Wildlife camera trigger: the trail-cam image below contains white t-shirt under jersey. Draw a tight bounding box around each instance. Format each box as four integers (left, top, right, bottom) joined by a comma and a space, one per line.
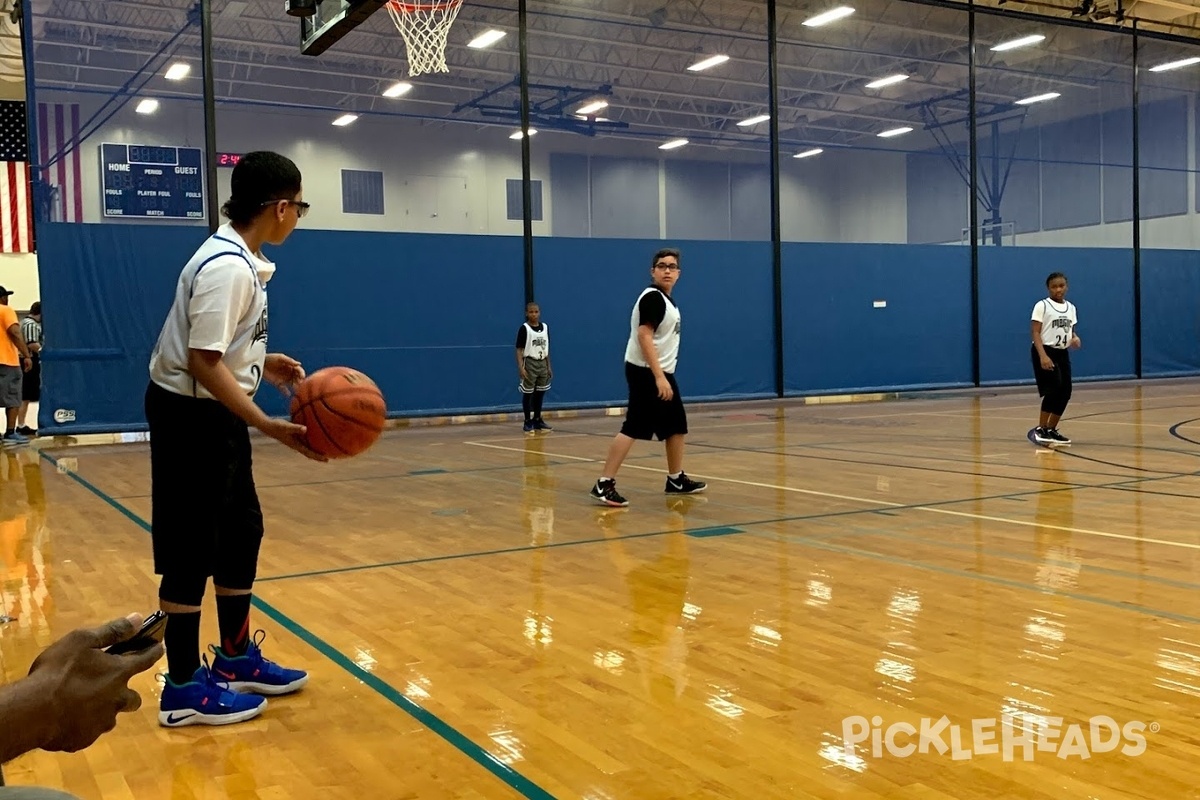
625, 286, 681, 374
1032, 297, 1077, 349
149, 224, 276, 399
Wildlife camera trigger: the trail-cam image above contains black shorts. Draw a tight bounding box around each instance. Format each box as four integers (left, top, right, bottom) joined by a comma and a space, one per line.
145, 380, 264, 580
21, 355, 39, 402
620, 362, 688, 441
1031, 344, 1071, 396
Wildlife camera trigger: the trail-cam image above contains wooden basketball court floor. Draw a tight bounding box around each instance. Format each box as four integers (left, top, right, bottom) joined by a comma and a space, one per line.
3, 381, 1200, 799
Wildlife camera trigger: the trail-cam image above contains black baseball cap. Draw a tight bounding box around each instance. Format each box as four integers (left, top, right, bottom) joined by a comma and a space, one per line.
0, 286, 12, 297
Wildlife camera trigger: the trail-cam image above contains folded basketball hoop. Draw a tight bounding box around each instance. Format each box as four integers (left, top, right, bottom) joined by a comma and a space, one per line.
385, 0, 464, 77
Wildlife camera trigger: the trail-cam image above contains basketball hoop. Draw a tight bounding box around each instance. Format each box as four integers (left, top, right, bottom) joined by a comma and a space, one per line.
385, 0, 464, 77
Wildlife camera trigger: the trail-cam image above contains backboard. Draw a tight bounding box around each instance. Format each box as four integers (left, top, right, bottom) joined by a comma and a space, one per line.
300, 0, 389, 56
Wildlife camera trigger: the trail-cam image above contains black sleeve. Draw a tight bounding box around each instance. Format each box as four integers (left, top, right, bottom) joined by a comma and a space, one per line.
515, 325, 527, 348
637, 291, 667, 331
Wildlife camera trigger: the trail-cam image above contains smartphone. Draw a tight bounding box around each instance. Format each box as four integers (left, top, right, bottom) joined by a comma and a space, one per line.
105, 610, 167, 656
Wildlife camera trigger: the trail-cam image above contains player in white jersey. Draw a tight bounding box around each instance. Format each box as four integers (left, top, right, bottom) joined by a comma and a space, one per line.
515, 301, 552, 433
1030, 271, 1081, 446
145, 152, 324, 728
590, 248, 706, 507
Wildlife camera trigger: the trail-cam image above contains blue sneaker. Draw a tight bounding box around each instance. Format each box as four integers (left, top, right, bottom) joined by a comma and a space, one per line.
209, 630, 308, 695
158, 660, 266, 727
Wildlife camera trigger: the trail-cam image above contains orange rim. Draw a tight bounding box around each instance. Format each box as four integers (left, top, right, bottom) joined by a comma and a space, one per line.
388, 0, 462, 11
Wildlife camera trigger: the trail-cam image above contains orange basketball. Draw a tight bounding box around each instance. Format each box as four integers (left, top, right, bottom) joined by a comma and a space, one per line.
289, 367, 387, 458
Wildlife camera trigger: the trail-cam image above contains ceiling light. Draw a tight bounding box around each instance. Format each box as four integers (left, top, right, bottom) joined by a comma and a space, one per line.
1015, 92, 1060, 105
509, 129, 537, 139
659, 138, 689, 150
383, 81, 413, 98
575, 115, 611, 122
1148, 56, 1200, 73
865, 74, 908, 89
576, 100, 608, 116
877, 126, 913, 138
164, 63, 190, 81
737, 114, 771, 127
991, 34, 1046, 52
135, 99, 159, 114
332, 113, 358, 126
467, 29, 506, 49
803, 6, 855, 26
794, 148, 824, 158
687, 54, 730, 72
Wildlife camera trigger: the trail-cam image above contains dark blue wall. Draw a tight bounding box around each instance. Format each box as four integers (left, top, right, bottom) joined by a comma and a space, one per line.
37, 223, 208, 433
1141, 248, 1200, 377
978, 247, 1136, 384
782, 244, 973, 393
37, 224, 523, 433
533, 238, 775, 407
266, 229, 525, 418
32, 223, 1188, 435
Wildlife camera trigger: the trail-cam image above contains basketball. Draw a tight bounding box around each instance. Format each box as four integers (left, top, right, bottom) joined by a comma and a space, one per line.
289, 367, 387, 458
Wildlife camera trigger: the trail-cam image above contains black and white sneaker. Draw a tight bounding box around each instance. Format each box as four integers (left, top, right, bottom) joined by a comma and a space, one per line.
1032, 427, 1055, 445
590, 479, 628, 507
1047, 429, 1071, 445
665, 473, 707, 495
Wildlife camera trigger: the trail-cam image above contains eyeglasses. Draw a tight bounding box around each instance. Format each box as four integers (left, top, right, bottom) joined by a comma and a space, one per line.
261, 199, 311, 218
654, 263, 681, 271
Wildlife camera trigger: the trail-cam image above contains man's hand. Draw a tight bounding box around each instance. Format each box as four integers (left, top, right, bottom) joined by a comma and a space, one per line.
29, 614, 164, 753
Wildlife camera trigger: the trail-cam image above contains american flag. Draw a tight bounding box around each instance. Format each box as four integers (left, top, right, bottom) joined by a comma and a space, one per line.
37, 101, 82, 225
0, 99, 32, 253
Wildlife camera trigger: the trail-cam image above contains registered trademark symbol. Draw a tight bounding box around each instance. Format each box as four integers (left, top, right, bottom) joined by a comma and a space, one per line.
1150, 722, 1161, 734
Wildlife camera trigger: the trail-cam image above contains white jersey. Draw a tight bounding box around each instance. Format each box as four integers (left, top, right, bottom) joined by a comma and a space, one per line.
1032, 298, 1077, 349
523, 322, 549, 360
624, 286, 681, 374
149, 224, 276, 399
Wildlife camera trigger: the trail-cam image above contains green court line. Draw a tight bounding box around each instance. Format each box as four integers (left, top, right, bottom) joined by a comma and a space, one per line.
685, 526, 744, 539
37, 451, 558, 800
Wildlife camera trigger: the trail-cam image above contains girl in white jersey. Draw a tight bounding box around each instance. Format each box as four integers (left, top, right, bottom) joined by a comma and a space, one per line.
1030, 271, 1081, 446
146, 152, 324, 729
590, 248, 706, 507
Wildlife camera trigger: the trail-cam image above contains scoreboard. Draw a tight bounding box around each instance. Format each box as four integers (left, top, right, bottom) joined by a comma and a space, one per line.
101, 143, 205, 219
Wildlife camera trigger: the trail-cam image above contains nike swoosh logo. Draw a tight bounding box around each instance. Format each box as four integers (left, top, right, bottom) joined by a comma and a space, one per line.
669, 481, 683, 488
165, 712, 195, 724
215, 669, 237, 680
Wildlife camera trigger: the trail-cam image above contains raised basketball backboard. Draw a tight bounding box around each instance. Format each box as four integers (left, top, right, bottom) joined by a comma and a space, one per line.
300, 0, 389, 56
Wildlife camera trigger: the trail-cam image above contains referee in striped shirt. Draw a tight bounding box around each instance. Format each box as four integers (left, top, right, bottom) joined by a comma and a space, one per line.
17, 301, 40, 436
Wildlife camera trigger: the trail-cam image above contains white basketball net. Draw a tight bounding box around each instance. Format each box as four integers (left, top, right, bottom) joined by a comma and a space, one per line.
385, 0, 464, 77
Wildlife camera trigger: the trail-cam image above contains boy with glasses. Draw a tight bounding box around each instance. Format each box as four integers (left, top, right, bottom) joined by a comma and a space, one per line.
146, 151, 323, 728
590, 248, 706, 507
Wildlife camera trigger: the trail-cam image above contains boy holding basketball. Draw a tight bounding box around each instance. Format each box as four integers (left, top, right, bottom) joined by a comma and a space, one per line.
515, 302, 552, 433
146, 151, 324, 727
590, 248, 706, 507
1030, 271, 1080, 446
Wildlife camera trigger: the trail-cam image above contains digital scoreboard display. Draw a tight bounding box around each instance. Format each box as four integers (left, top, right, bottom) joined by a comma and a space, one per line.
101, 143, 205, 219
216, 152, 244, 168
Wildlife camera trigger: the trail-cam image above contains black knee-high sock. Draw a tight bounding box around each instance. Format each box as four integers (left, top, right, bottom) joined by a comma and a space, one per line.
532, 390, 546, 420
164, 611, 202, 684
522, 393, 533, 422
216, 593, 253, 656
